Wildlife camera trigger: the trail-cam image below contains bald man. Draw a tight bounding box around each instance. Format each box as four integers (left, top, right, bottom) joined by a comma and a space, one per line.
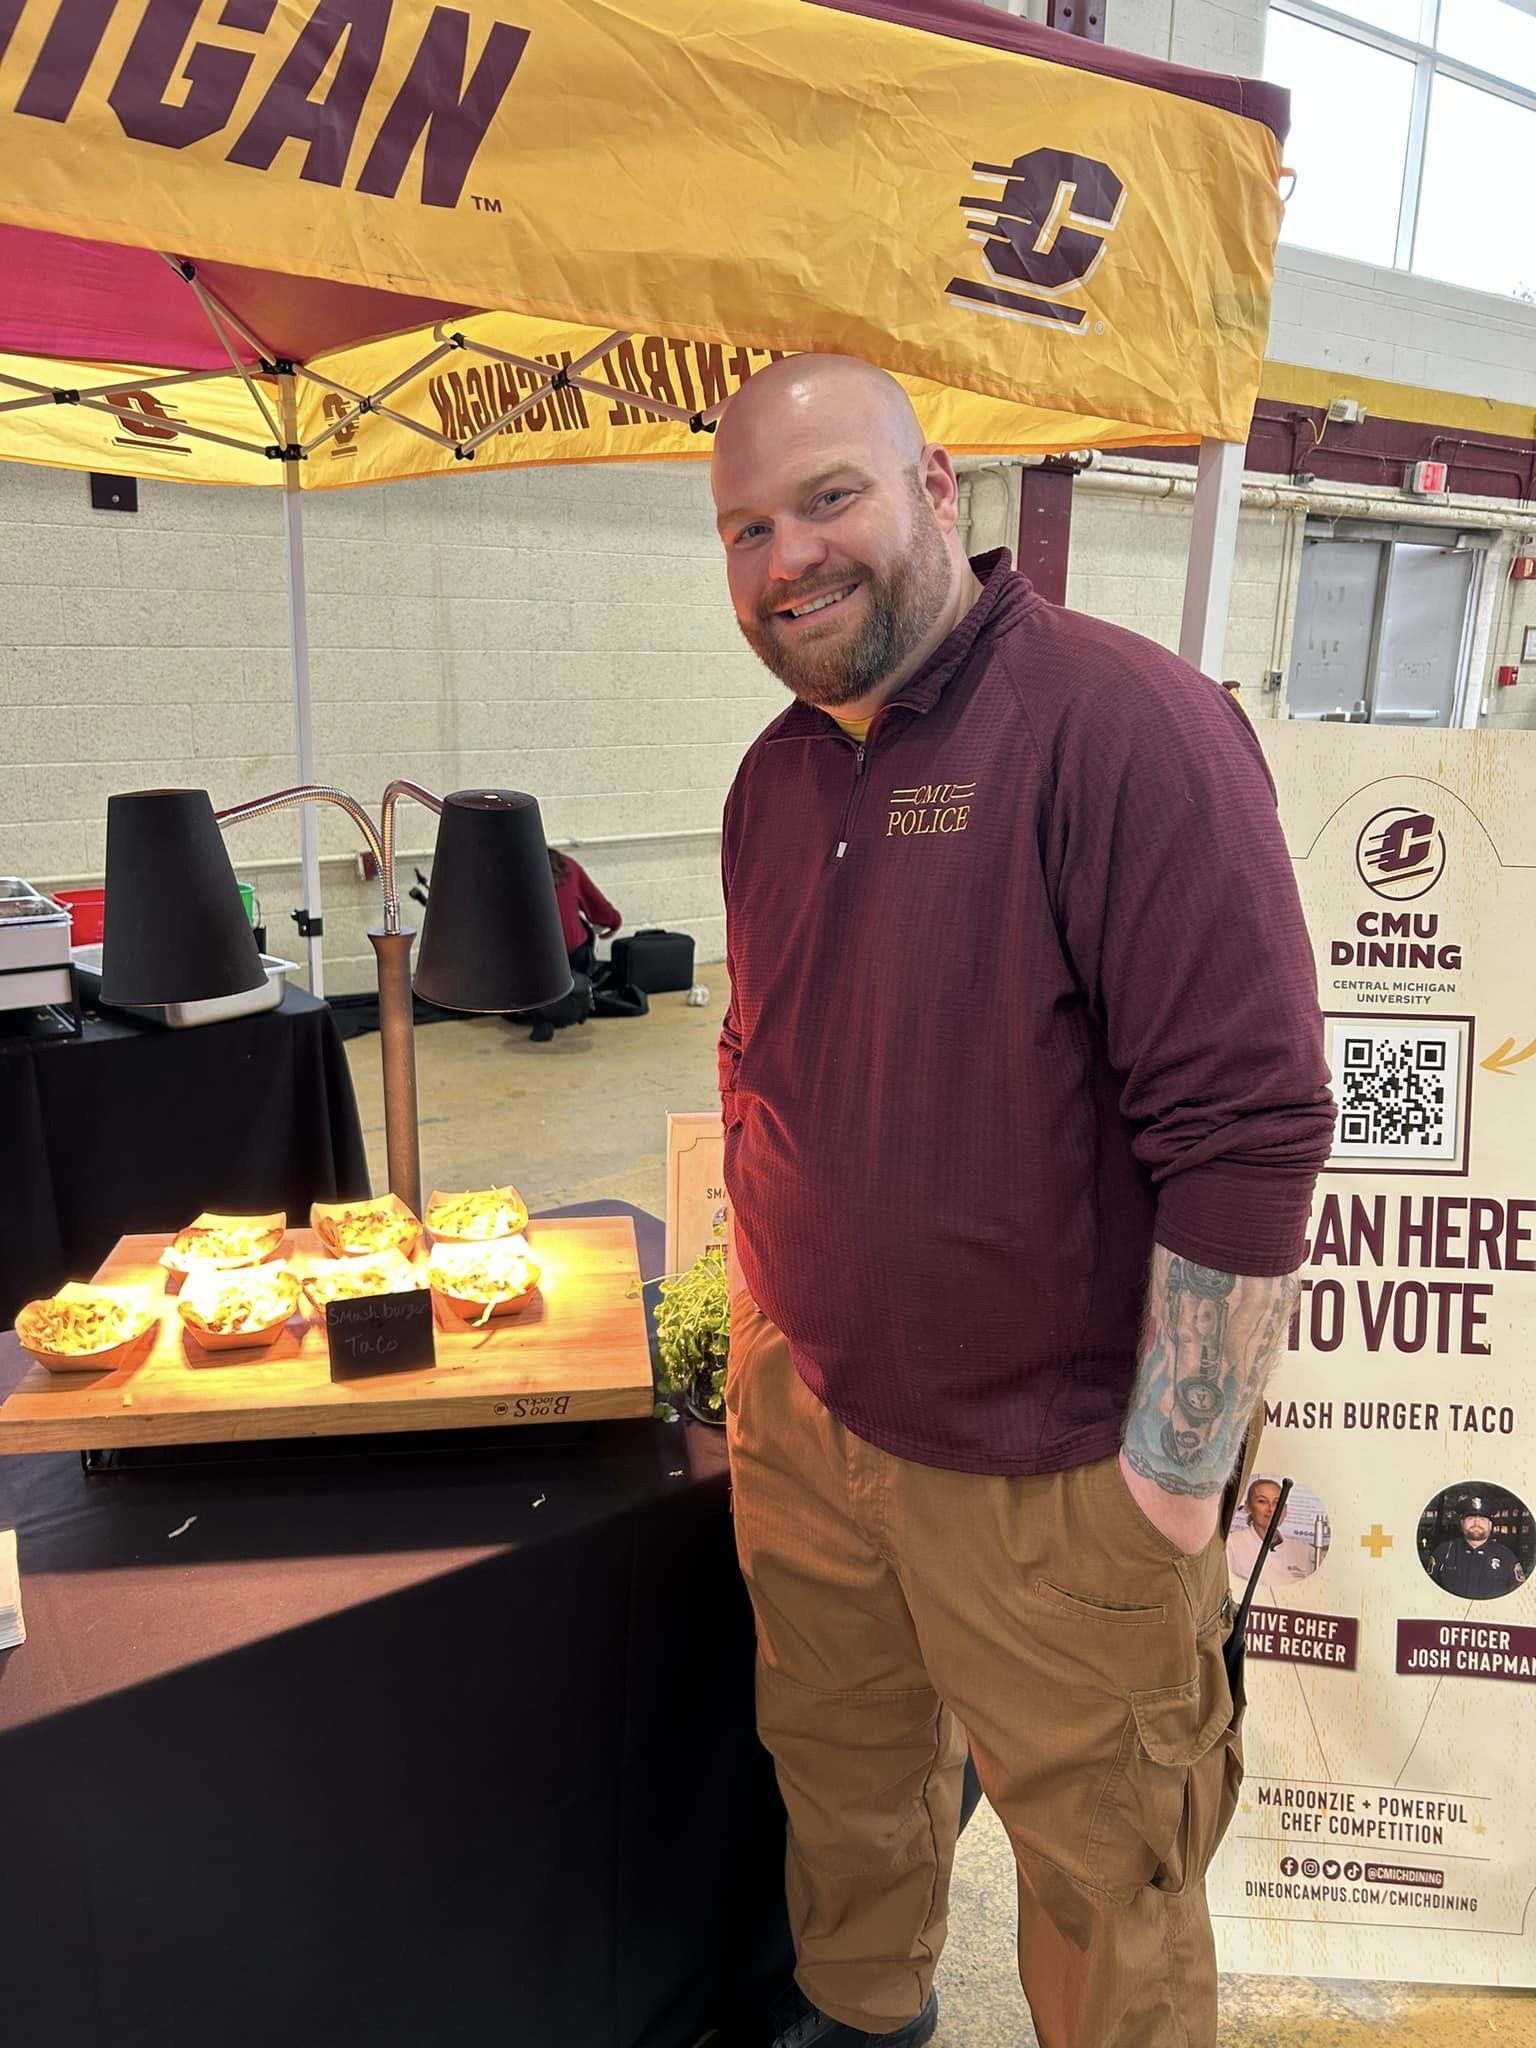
711, 357, 1333, 2048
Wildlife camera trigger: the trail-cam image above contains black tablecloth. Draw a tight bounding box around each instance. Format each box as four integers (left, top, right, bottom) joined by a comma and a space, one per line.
0, 1202, 792, 2048
0, 988, 370, 1327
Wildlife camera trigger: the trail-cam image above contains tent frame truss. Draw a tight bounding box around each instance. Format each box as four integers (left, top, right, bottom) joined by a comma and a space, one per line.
0, 257, 726, 464
0, 254, 1247, 987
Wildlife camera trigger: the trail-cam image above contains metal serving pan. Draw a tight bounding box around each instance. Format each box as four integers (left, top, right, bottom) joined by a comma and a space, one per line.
71, 946, 298, 1029
0, 877, 68, 919
0, 879, 72, 975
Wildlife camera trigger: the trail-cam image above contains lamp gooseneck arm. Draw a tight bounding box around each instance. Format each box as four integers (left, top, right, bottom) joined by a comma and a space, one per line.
206, 780, 445, 1216
379, 781, 444, 933
214, 783, 446, 934
215, 786, 386, 876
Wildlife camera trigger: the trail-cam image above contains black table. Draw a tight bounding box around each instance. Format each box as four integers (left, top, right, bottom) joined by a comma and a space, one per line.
0, 987, 370, 1327
0, 1203, 792, 2048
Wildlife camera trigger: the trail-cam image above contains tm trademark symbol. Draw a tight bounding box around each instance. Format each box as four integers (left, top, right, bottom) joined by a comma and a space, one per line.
472, 194, 503, 214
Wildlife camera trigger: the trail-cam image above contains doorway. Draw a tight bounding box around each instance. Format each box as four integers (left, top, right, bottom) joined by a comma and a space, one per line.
1286, 523, 1483, 727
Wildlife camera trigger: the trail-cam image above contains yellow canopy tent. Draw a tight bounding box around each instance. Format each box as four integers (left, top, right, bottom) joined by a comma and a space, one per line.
0, 0, 1288, 982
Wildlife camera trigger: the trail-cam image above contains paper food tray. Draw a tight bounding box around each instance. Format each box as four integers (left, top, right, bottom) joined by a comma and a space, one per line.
15, 1280, 160, 1375
177, 1266, 305, 1353
423, 1184, 530, 1244
310, 1193, 422, 1260
161, 1212, 286, 1276
426, 1240, 542, 1321
301, 1249, 427, 1321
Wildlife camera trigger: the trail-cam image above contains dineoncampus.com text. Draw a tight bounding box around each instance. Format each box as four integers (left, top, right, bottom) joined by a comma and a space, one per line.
1246, 1883, 1478, 1911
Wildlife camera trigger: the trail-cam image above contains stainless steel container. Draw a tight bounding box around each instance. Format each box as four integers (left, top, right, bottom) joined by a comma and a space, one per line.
72, 945, 298, 1029
0, 878, 73, 1010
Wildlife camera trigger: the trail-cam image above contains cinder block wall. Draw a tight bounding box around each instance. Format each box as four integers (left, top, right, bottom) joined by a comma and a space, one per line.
1063, 492, 1292, 698
0, 459, 779, 991
1484, 577, 1536, 733
965, 467, 1534, 730
6, 449, 1533, 1001
963, 467, 1296, 711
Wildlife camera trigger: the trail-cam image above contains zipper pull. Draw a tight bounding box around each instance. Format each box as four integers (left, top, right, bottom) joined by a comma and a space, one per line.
835, 744, 865, 861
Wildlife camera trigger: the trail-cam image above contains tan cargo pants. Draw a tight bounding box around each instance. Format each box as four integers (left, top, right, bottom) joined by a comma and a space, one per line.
725, 1296, 1245, 2048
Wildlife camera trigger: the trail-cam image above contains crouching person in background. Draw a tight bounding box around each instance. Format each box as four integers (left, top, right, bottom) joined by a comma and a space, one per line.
526, 849, 622, 1044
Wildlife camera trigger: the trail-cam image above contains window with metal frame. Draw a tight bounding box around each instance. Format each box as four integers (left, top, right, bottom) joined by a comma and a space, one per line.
1264, 0, 1536, 302
1286, 519, 1487, 726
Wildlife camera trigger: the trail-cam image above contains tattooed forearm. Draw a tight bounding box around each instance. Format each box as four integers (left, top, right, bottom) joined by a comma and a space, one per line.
1121, 1245, 1300, 1500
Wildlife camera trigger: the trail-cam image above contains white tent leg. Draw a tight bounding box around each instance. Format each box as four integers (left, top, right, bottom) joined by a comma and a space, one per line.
279, 377, 324, 995
1178, 438, 1245, 678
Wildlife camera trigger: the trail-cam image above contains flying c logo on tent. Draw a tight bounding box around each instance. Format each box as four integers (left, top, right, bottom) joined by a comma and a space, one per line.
105, 388, 189, 453
948, 148, 1124, 331
8, 0, 531, 209
322, 391, 360, 458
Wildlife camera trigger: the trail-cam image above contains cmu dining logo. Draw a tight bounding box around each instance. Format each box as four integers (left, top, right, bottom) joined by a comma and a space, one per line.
948, 148, 1124, 331
6, 0, 529, 209
1355, 808, 1447, 902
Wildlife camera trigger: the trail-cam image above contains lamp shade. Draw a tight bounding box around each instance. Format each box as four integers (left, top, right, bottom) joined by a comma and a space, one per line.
413, 790, 572, 1013
100, 789, 267, 1005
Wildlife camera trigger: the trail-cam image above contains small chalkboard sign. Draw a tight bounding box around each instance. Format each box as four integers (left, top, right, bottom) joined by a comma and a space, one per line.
326, 1288, 436, 1381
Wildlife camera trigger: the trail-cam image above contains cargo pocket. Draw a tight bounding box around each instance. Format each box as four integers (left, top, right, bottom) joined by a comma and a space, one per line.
1128, 1634, 1245, 1898
1033, 1579, 1167, 1626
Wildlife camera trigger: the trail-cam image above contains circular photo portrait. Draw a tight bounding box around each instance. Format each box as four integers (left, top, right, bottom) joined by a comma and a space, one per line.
1418, 1482, 1533, 1603
1227, 1475, 1331, 1591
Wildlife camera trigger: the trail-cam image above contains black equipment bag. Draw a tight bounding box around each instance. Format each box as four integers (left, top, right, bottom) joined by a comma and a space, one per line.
592, 978, 649, 1019
530, 971, 594, 1030
608, 929, 694, 995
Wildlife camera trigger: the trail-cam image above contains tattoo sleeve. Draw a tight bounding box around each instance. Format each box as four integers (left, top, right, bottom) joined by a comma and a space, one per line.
1121, 1245, 1301, 1500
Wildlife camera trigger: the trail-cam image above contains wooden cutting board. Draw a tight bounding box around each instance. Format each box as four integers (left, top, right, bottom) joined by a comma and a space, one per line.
0, 1218, 654, 1453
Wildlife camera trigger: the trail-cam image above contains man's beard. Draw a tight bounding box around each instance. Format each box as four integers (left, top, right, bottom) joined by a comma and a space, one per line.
739, 488, 952, 710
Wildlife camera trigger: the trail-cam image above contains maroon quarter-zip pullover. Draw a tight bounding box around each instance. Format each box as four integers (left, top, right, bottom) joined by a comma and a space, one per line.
719, 552, 1334, 1477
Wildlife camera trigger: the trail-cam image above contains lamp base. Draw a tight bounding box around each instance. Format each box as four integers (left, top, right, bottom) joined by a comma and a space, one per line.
369, 925, 423, 1217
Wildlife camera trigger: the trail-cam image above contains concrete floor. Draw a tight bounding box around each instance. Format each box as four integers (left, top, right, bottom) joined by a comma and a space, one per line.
346, 1001, 1536, 2047
346, 998, 723, 1222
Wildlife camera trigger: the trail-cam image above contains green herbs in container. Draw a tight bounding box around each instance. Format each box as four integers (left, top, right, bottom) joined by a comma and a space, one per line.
653, 1243, 730, 1425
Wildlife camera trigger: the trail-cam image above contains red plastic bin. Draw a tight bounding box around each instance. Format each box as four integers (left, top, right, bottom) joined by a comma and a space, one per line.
51, 888, 106, 945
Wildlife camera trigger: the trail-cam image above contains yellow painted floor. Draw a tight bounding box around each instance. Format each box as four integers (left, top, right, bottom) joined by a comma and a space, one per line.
346, 1001, 1536, 2046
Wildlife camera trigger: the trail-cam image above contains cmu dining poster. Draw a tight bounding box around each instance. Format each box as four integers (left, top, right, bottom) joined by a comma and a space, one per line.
1209, 727, 1536, 1986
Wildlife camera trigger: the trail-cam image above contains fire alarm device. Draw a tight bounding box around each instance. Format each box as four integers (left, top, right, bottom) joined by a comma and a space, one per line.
1511, 554, 1536, 582
1406, 460, 1449, 497
1497, 665, 1519, 688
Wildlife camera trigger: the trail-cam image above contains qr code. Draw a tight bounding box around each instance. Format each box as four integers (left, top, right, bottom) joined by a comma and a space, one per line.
1327, 1020, 1465, 1165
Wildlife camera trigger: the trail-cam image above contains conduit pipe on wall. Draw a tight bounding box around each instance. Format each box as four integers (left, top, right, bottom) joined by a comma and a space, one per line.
37, 825, 724, 888
1077, 460, 1535, 533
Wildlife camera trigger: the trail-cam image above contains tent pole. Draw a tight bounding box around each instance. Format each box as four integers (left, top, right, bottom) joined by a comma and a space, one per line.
279, 374, 325, 995
1178, 437, 1245, 679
